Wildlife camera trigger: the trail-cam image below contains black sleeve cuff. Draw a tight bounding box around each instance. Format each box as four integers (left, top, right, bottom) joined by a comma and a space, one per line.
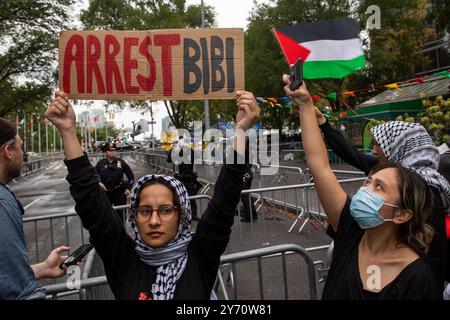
319, 119, 333, 132
64, 153, 96, 182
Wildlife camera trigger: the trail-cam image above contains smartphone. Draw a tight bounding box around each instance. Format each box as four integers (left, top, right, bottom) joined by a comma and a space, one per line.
289, 58, 303, 91
60, 244, 94, 268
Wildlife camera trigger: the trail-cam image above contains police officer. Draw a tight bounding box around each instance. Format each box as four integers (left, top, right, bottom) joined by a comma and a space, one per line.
167, 137, 201, 220
95, 142, 134, 222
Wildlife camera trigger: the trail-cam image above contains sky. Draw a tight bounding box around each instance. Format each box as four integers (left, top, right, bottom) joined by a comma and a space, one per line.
73, 0, 269, 140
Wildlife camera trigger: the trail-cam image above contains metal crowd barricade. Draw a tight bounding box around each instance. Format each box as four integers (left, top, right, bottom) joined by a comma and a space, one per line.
217, 244, 317, 300
20, 155, 65, 177
23, 212, 88, 265
131, 152, 174, 174
230, 175, 366, 254
23, 203, 133, 265
44, 243, 320, 300
280, 148, 372, 164
256, 164, 308, 188
33, 152, 362, 299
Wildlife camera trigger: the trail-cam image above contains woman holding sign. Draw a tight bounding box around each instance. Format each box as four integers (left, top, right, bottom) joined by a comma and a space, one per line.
283, 76, 440, 300
45, 90, 259, 300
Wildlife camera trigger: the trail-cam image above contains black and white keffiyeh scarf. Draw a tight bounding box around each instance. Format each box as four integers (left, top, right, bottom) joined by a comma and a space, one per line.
130, 174, 192, 300
371, 121, 450, 208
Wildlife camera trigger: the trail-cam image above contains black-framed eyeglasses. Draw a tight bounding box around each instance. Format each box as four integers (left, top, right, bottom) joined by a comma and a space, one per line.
135, 205, 178, 221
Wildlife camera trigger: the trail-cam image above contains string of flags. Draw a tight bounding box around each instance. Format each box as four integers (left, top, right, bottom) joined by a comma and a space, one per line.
256, 69, 450, 110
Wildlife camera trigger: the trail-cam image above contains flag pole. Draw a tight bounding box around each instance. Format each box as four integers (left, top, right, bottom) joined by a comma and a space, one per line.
30, 114, 34, 154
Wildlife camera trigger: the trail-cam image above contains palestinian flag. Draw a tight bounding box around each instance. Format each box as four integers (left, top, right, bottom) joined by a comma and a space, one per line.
273, 18, 365, 79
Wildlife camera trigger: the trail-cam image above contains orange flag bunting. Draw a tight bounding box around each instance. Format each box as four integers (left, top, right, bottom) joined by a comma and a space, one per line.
343, 91, 356, 98
266, 98, 277, 108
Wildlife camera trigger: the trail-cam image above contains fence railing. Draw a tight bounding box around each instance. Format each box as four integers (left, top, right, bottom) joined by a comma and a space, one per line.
280, 148, 372, 164
24, 151, 366, 299
21, 155, 64, 177
44, 243, 322, 300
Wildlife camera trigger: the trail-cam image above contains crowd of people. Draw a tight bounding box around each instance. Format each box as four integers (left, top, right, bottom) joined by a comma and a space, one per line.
1, 74, 450, 300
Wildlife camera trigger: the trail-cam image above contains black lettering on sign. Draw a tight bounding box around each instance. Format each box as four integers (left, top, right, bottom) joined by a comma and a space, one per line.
210, 36, 225, 92
183, 38, 201, 94
200, 38, 210, 94
226, 37, 235, 93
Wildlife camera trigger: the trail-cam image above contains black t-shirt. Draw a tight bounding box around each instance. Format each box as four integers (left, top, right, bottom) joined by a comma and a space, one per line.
322, 197, 441, 300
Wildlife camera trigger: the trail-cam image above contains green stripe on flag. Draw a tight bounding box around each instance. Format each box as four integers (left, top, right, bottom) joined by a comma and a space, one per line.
303, 55, 365, 79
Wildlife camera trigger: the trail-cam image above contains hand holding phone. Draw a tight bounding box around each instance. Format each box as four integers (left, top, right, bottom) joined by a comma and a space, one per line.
289, 58, 303, 91
60, 244, 94, 269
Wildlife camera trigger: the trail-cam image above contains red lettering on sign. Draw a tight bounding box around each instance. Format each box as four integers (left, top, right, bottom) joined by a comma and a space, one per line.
87, 35, 105, 94
124, 37, 140, 94
63, 35, 85, 93
154, 34, 181, 96
137, 36, 157, 92
105, 35, 125, 94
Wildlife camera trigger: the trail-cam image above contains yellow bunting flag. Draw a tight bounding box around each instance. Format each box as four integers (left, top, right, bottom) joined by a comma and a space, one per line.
385, 83, 400, 90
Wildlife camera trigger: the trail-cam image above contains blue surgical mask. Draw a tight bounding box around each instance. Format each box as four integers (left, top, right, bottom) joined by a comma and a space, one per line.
350, 187, 399, 229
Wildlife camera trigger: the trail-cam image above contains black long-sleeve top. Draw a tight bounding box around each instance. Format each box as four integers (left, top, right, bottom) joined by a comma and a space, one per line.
319, 120, 448, 287
65, 154, 248, 300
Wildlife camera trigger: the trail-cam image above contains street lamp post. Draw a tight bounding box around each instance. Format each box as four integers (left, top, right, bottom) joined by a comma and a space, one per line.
201, 0, 210, 130
149, 104, 155, 150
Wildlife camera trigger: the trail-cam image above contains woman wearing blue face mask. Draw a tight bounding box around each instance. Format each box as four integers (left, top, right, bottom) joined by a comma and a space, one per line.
284, 75, 440, 300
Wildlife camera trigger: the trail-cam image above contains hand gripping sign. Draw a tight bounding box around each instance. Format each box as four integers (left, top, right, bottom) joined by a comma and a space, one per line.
59, 28, 244, 100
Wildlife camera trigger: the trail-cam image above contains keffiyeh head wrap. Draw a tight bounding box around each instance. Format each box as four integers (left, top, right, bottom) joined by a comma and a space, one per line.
130, 174, 192, 300
371, 121, 450, 208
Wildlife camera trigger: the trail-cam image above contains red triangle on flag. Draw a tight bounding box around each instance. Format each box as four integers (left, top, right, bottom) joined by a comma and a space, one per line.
273, 30, 311, 65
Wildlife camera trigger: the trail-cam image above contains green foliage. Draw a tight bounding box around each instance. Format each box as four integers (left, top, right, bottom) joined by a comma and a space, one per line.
0, 0, 75, 117
429, 0, 450, 34
348, 0, 433, 90
402, 95, 450, 145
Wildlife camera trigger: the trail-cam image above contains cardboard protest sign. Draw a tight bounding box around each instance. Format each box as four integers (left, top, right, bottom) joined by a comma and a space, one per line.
59, 29, 244, 100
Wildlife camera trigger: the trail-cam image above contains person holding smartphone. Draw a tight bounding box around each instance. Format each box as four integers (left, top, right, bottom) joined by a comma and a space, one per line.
45, 90, 260, 300
283, 76, 440, 299
0, 118, 71, 299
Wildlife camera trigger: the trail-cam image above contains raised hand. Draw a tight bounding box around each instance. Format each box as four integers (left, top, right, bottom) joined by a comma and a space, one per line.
282, 74, 313, 108
44, 91, 76, 133
235, 90, 260, 131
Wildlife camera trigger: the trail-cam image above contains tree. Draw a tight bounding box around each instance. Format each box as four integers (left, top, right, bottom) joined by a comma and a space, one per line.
81, 0, 217, 129
429, 0, 450, 34
244, 0, 441, 133
397, 95, 450, 146
347, 0, 434, 101
0, 0, 75, 117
